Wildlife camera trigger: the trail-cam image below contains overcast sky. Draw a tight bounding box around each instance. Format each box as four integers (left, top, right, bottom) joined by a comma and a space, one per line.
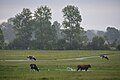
0, 0, 120, 31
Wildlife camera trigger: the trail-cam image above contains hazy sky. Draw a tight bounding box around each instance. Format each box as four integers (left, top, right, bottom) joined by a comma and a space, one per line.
0, 0, 120, 31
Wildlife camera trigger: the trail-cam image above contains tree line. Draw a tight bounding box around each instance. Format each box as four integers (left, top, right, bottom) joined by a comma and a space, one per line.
0, 5, 120, 50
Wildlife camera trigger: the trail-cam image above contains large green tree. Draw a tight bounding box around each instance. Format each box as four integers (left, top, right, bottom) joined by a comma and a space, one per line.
62, 5, 87, 49
34, 6, 54, 49
13, 8, 33, 49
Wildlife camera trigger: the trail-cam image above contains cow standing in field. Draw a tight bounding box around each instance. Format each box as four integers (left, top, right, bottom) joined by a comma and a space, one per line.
27, 56, 36, 60
100, 54, 109, 60
30, 64, 39, 71
77, 64, 91, 71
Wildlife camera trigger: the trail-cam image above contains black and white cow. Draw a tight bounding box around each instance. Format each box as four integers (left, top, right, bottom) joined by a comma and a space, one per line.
100, 54, 109, 60
30, 64, 39, 71
27, 56, 36, 60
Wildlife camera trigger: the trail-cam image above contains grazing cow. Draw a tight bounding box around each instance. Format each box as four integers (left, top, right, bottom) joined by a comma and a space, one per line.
30, 64, 39, 71
77, 64, 91, 71
27, 56, 36, 60
100, 54, 109, 60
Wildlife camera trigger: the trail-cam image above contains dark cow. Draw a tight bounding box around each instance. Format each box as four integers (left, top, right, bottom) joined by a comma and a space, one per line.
77, 64, 91, 71
30, 64, 39, 71
100, 54, 109, 60
27, 56, 36, 60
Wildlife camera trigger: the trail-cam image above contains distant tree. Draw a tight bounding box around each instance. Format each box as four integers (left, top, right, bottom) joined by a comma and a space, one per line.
104, 27, 120, 47
34, 6, 53, 49
90, 36, 107, 50
52, 21, 62, 49
0, 28, 4, 49
116, 44, 120, 50
0, 20, 16, 44
97, 31, 105, 37
62, 5, 87, 49
56, 39, 66, 50
8, 38, 27, 49
85, 30, 96, 41
52, 21, 62, 40
13, 8, 33, 49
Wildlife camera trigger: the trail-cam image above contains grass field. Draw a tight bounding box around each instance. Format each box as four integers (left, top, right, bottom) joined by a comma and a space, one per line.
0, 50, 120, 80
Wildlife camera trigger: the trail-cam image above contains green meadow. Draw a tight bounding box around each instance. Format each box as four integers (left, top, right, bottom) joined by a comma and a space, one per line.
0, 50, 120, 80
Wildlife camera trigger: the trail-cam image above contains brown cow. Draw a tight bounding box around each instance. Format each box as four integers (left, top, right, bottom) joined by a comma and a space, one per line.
77, 64, 91, 71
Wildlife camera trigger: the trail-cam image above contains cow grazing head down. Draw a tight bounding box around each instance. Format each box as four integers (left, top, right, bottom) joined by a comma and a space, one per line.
27, 56, 36, 60
77, 64, 91, 71
100, 54, 109, 60
30, 64, 39, 71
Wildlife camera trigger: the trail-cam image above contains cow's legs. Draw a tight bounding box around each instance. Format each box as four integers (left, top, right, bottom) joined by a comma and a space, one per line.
80, 68, 82, 71
77, 67, 80, 71
77, 68, 79, 71
85, 68, 88, 71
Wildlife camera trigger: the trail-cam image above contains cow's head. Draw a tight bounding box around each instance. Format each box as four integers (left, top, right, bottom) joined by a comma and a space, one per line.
88, 64, 91, 68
